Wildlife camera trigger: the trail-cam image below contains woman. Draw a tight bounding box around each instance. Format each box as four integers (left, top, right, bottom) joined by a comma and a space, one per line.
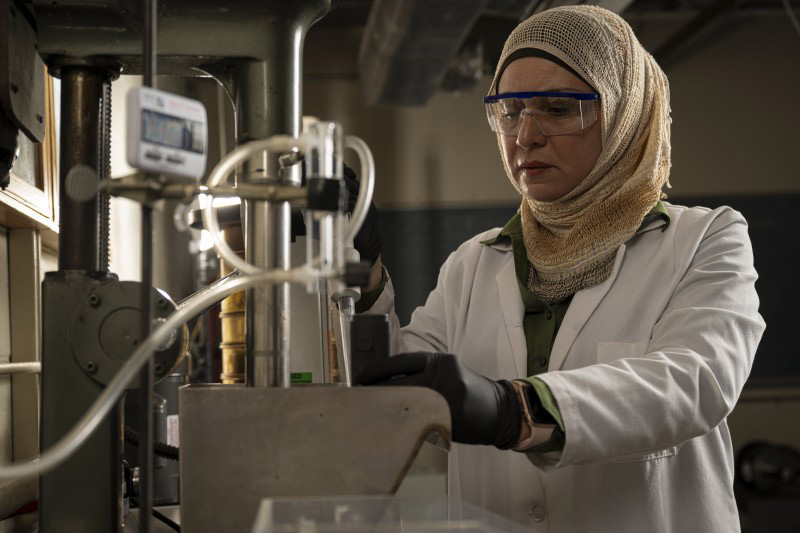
354, 5, 765, 531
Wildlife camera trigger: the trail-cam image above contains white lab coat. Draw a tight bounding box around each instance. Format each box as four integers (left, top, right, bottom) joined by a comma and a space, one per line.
365, 203, 765, 532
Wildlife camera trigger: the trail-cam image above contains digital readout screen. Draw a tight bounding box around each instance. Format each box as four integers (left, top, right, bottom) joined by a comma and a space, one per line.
141, 109, 204, 154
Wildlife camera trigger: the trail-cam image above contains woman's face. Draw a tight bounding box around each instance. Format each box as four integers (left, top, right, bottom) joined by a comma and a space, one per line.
497, 57, 602, 202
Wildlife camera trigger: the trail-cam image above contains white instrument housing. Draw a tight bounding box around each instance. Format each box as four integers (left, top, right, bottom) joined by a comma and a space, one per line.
126, 86, 208, 180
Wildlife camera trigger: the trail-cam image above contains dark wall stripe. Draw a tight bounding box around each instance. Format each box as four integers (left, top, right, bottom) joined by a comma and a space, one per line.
378, 195, 799, 386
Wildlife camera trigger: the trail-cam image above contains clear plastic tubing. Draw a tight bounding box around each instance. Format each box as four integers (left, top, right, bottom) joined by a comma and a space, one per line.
0, 266, 318, 481
319, 213, 335, 273
0, 130, 377, 480
342, 135, 375, 244
201, 133, 374, 277
201, 135, 303, 275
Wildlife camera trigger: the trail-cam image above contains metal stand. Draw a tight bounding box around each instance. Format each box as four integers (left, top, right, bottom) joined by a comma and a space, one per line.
40, 63, 121, 532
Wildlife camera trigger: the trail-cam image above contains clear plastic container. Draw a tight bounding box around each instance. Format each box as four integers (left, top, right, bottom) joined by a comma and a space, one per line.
251, 496, 530, 533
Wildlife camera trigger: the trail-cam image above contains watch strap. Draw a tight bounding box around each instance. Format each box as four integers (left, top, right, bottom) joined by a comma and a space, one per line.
511, 379, 557, 451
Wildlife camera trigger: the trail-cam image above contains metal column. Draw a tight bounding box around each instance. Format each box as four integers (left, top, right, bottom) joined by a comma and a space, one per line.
57, 68, 105, 271
236, 20, 305, 388
41, 65, 121, 533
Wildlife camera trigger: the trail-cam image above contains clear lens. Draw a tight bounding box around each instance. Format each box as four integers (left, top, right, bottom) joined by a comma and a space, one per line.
486, 95, 598, 137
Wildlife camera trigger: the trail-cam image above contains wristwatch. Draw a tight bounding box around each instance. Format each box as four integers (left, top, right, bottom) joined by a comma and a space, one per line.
510, 379, 558, 451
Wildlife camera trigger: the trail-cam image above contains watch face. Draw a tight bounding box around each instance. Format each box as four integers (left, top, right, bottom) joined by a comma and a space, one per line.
521, 382, 558, 426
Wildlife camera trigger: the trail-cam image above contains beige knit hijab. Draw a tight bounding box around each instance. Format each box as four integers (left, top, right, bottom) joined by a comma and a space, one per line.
490, 6, 672, 303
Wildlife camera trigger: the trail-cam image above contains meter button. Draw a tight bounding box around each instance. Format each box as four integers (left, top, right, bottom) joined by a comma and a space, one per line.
144, 151, 162, 161
166, 155, 185, 164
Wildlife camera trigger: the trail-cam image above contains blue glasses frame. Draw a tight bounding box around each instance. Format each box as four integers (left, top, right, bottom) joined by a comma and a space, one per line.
483, 91, 599, 103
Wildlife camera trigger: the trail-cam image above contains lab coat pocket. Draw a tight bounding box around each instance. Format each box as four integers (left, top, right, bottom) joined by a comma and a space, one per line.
596, 341, 649, 365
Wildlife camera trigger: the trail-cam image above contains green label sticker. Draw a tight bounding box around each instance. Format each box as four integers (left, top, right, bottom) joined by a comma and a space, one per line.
290, 372, 313, 384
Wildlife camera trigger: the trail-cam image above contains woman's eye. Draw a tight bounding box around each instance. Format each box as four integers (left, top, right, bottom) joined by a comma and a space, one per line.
545, 100, 578, 117
501, 110, 521, 120
547, 107, 569, 116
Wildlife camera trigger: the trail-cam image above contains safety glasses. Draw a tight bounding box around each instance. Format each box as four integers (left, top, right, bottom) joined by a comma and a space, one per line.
484, 92, 599, 137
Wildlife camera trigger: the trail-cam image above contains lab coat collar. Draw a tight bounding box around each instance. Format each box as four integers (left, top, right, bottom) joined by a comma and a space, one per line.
634, 217, 669, 236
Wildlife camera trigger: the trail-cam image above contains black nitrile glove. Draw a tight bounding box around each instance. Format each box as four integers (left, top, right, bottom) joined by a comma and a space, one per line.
356, 352, 522, 448
342, 163, 382, 266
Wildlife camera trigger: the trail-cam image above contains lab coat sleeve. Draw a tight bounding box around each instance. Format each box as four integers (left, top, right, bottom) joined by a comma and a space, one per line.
533, 208, 766, 468
362, 256, 453, 355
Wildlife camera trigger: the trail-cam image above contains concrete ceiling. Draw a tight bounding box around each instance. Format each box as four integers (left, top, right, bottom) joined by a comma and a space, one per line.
309, 0, 794, 105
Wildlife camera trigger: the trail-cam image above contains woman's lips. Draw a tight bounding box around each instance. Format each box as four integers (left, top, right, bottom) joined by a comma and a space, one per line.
521, 166, 551, 176
519, 161, 553, 177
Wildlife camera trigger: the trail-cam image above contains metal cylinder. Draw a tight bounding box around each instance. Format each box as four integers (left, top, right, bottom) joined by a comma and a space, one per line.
236, 45, 301, 388
57, 68, 105, 271
219, 227, 246, 384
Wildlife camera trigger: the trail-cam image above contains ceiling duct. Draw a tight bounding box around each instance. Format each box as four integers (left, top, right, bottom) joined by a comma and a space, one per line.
358, 0, 490, 105
358, 0, 637, 106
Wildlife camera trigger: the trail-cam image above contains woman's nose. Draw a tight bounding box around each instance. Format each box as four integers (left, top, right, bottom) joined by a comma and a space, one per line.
516, 112, 546, 148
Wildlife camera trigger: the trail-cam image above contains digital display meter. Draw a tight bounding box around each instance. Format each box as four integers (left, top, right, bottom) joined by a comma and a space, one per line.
126, 86, 208, 180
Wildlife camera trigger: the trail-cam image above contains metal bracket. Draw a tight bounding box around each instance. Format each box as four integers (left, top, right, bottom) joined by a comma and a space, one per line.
69, 280, 187, 387
66, 170, 310, 207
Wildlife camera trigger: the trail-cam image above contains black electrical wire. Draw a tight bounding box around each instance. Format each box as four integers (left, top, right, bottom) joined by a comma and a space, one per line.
130, 498, 181, 532
124, 426, 180, 461
152, 508, 181, 532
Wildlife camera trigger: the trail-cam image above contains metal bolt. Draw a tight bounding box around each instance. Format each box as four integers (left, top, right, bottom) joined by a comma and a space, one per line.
156, 297, 167, 309
154, 363, 164, 375
88, 293, 101, 307
131, 467, 141, 498
85, 360, 97, 374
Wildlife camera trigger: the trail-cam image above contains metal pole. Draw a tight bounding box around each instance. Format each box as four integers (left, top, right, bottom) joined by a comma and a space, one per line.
58, 68, 104, 271
136, 0, 157, 528
237, 21, 304, 388
0, 362, 41, 375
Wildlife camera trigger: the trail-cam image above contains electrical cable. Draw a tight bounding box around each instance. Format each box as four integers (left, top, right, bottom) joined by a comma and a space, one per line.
783, 0, 800, 38
130, 498, 181, 532
152, 508, 181, 532
0, 266, 320, 481
123, 427, 179, 461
